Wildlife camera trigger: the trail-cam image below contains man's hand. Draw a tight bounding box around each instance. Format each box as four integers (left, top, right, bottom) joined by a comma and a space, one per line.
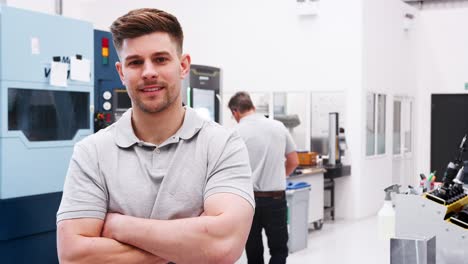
102, 213, 124, 240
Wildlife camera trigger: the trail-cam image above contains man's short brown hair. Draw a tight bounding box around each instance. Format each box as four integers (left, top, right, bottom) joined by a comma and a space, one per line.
228, 91, 255, 114
110, 8, 184, 54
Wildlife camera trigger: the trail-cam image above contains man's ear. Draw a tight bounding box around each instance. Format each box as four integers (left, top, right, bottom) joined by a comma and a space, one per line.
115, 61, 125, 85
180, 54, 191, 79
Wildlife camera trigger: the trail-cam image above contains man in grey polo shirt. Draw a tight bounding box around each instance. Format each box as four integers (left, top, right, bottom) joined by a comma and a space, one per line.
228, 91, 299, 264
56, 8, 254, 264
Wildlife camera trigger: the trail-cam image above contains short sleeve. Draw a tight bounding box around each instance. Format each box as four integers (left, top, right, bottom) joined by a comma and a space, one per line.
204, 130, 255, 208
56, 142, 108, 222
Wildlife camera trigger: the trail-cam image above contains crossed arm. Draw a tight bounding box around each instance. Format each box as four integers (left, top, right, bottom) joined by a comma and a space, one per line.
57, 192, 254, 264
57, 217, 165, 264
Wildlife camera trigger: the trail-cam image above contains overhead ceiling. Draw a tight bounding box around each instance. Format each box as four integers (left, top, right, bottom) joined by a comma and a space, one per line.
403, 0, 450, 1
402, 0, 465, 3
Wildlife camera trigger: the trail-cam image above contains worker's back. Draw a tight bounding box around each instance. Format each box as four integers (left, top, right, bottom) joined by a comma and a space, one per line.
237, 113, 296, 191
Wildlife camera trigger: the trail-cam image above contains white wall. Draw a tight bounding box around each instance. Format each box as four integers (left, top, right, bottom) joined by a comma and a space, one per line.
6, 0, 55, 14
359, 0, 418, 218
63, 0, 316, 94
63, 0, 363, 94
414, 2, 468, 180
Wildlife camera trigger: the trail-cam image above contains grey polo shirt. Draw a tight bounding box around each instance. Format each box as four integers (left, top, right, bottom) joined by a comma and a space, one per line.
236, 114, 296, 192
57, 107, 254, 222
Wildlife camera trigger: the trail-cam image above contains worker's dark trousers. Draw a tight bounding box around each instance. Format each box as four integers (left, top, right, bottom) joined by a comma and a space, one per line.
246, 196, 288, 264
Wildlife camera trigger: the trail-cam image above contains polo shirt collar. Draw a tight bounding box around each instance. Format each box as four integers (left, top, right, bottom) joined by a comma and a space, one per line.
114, 109, 140, 148
175, 106, 205, 140
114, 107, 205, 148
240, 113, 263, 123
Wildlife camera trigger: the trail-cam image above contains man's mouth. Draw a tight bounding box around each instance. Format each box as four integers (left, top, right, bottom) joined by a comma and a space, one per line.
142, 85, 164, 92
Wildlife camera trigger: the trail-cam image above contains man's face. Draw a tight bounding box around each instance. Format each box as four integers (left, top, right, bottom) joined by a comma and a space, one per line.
115, 32, 190, 114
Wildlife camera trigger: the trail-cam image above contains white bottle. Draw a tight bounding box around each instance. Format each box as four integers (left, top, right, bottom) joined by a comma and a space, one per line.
317, 155, 323, 167
377, 186, 397, 240
378, 200, 395, 240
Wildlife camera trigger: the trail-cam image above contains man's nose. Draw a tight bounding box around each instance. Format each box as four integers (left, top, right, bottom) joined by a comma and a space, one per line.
142, 61, 158, 80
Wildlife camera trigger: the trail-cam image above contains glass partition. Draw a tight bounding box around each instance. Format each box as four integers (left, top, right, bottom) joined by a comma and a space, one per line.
273, 92, 308, 150
377, 94, 386, 154
366, 92, 376, 156
250, 92, 270, 118
310, 91, 346, 155
366, 92, 386, 156
393, 100, 402, 154
404, 101, 412, 153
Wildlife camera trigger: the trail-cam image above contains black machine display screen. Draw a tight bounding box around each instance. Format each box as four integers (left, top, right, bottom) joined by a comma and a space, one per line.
8, 88, 89, 141
115, 89, 131, 110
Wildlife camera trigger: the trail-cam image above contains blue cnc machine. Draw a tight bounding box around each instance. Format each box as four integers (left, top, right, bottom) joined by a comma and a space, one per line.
0, 6, 94, 263
93, 29, 129, 132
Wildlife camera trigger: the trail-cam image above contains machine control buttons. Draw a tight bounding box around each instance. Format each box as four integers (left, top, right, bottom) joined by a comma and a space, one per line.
103, 102, 112, 111
103, 91, 112, 100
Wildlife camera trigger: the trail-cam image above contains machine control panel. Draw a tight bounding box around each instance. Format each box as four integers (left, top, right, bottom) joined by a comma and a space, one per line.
93, 30, 130, 131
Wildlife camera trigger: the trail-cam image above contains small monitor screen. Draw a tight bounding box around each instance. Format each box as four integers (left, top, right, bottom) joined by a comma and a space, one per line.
192, 88, 215, 121
115, 89, 131, 110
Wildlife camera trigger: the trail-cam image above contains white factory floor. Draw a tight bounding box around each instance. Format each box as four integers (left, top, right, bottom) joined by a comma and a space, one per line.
237, 215, 389, 264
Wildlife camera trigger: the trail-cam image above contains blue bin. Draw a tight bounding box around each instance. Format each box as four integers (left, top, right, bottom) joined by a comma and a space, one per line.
287, 181, 311, 190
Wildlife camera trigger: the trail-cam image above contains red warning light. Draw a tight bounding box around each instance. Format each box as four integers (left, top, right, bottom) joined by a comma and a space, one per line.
102, 38, 109, 48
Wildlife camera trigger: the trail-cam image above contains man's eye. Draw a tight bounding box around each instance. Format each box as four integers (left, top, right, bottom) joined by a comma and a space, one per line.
155, 57, 168, 63
128, 60, 142, 66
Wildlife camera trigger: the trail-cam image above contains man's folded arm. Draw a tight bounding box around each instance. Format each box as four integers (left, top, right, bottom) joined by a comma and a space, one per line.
102, 192, 254, 264
57, 217, 167, 264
